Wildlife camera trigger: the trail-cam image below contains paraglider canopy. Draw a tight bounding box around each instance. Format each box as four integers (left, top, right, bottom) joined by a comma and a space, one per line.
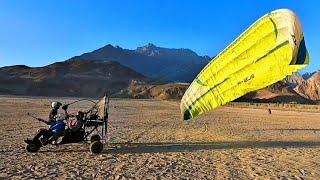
180, 9, 309, 121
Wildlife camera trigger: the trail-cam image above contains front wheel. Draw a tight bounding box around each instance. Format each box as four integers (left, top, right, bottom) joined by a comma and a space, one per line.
90, 141, 103, 154
25, 143, 40, 153
90, 134, 101, 142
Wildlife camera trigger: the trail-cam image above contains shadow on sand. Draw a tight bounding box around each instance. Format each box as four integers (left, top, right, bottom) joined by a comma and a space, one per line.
36, 140, 320, 154
102, 141, 320, 154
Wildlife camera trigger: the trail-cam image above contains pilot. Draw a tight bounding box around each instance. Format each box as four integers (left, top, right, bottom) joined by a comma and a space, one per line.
24, 113, 66, 145
49, 102, 62, 122
67, 111, 85, 132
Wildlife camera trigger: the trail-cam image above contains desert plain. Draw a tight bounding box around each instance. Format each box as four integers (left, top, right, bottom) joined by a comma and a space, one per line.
1, 96, 320, 179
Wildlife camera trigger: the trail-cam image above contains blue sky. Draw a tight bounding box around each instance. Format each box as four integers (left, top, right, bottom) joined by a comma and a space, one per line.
0, 0, 319, 73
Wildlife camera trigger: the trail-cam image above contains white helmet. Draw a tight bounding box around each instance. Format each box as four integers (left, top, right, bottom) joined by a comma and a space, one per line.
51, 102, 62, 108
56, 113, 66, 121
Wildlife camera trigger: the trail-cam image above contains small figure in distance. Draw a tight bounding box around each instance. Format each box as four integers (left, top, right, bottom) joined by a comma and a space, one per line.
268, 108, 272, 114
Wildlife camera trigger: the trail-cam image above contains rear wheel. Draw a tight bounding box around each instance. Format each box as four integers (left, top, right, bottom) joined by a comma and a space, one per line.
90, 134, 101, 142
25, 143, 40, 153
90, 141, 103, 154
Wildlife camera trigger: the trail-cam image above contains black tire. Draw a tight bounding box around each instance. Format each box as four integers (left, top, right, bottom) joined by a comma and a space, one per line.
90, 141, 103, 154
25, 143, 40, 153
90, 134, 101, 142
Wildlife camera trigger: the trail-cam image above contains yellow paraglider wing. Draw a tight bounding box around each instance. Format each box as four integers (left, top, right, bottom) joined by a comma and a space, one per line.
180, 9, 309, 120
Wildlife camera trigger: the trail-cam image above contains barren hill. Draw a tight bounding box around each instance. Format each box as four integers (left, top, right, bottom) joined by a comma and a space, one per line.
127, 80, 189, 100
238, 81, 313, 104
282, 72, 305, 88
294, 72, 320, 100
127, 79, 313, 104
0, 58, 150, 97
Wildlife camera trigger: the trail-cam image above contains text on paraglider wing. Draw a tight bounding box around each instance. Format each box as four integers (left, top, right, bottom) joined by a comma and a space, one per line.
237, 74, 255, 85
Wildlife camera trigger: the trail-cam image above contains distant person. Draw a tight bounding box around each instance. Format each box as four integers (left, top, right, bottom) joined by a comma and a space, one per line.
268, 108, 272, 114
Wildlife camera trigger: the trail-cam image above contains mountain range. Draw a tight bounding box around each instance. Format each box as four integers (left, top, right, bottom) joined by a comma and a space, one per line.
0, 43, 319, 103
79, 43, 210, 82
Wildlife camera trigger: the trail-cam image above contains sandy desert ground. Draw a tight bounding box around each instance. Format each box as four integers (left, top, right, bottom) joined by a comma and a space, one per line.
1, 96, 320, 179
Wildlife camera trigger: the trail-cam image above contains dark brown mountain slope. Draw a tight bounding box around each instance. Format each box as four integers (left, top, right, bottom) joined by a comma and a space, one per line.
0, 57, 150, 97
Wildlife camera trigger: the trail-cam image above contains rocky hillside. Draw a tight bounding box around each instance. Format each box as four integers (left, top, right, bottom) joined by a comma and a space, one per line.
282, 72, 305, 88
0, 58, 150, 97
294, 72, 320, 100
238, 81, 314, 104
127, 80, 189, 100
126, 74, 313, 104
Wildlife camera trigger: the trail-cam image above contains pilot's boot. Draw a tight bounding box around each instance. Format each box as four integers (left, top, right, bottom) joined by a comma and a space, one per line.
40, 138, 48, 146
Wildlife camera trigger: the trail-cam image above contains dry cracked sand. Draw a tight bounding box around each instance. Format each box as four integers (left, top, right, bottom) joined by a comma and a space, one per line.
1, 96, 320, 179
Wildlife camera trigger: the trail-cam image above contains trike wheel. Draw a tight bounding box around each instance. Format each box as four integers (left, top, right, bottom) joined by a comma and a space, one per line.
25, 143, 40, 153
90, 141, 103, 154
